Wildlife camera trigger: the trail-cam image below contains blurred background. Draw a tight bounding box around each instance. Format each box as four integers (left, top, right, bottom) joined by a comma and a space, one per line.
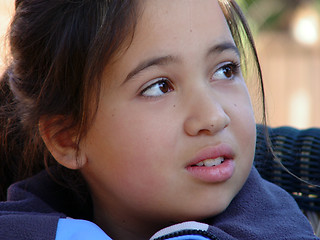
0, 0, 320, 128
238, 0, 320, 128
0, 0, 13, 74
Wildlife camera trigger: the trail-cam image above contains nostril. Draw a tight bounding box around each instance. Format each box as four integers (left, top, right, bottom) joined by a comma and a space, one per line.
198, 128, 214, 136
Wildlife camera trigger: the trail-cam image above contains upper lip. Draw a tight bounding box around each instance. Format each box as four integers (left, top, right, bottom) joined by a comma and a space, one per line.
187, 143, 235, 167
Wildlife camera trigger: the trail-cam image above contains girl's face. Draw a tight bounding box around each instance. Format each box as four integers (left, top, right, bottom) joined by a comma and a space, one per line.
80, 0, 256, 236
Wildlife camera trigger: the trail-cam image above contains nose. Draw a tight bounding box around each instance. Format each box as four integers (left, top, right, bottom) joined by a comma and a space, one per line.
184, 90, 230, 136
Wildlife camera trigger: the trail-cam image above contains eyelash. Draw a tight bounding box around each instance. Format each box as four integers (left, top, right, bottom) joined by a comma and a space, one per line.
139, 61, 241, 98
140, 78, 174, 98
211, 61, 241, 81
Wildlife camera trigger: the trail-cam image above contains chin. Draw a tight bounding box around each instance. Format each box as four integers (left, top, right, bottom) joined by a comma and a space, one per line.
195, 189, 239, 219
176, 200, 232, 223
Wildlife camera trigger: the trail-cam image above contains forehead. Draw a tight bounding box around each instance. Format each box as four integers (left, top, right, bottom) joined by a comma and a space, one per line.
105, 0, 235, 83
137, 0, 232, 43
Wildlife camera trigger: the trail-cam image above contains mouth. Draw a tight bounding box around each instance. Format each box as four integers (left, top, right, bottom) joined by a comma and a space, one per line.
186, 144, 235, 183
187, 143, 234, 167
193, 157, 225, 167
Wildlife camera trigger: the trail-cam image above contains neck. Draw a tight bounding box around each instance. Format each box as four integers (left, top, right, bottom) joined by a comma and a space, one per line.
93, 205, 166, 240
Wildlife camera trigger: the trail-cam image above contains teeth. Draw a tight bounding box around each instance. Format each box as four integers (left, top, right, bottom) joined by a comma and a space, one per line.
196, 157, 224, 167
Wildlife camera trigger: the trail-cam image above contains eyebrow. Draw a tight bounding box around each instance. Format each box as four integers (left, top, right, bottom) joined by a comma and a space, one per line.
123, 41, 239, 83
124, 55, 178, 83
207, 42, 240, 59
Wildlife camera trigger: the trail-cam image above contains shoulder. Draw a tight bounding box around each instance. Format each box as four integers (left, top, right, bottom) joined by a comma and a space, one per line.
0, 213, 61, 240
5, 167, 92, 218
0, 170, 65, 240
5, 169, 68, 214
0, 169, 91, 240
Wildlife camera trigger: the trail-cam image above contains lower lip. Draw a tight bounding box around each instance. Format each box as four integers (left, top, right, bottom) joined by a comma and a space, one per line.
186, 159, 235, 183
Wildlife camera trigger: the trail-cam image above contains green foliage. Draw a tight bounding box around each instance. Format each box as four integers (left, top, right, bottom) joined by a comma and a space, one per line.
237, 0, 319, 32
236, 0, 261, 11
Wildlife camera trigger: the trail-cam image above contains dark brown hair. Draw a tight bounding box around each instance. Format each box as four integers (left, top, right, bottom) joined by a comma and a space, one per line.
0, 0, 140, 200
0, 0, 266, 200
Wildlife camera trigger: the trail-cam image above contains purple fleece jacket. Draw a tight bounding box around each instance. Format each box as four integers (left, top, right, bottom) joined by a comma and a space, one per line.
0, 167, 318, 240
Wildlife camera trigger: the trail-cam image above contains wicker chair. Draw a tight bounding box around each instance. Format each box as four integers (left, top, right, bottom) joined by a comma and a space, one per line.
255, 124, 320, 236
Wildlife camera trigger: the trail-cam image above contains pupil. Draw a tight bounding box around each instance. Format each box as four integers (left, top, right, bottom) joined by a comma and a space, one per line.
224, 66, 232, 78
159, 81, 169, 93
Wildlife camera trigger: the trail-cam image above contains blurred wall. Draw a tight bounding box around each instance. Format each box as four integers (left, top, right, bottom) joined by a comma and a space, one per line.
0, 0, 14, 73
255, 2, 320, 128
257, 33, 320, 128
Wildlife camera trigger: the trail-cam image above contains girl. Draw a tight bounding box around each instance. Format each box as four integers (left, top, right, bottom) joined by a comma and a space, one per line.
0, 0, 317, 239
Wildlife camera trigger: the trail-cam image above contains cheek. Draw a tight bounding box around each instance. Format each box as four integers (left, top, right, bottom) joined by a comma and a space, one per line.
108, 110, 177, 161
233, 101, 256, 144
230, 83, 256, 133
227, 84, 256, 172
82, 105, 180, 195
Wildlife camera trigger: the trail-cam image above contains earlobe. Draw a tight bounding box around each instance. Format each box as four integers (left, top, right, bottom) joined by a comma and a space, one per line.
39, 117, 87, 170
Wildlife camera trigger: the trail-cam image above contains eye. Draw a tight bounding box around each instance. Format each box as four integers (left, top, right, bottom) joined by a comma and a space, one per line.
140, 78, 174, 97
212, 62, 240, 81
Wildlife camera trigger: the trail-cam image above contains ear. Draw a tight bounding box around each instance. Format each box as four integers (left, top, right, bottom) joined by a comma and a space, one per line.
39, 116, 87, 170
